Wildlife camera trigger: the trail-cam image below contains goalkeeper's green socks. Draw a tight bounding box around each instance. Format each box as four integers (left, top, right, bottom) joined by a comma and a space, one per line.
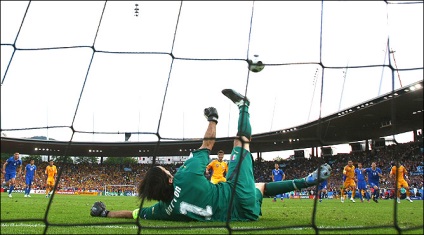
264, 179, 308, 196
237, 105, 251, 139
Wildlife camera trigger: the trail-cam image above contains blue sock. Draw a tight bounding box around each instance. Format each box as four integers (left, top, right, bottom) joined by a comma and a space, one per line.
9, 185, 14, 194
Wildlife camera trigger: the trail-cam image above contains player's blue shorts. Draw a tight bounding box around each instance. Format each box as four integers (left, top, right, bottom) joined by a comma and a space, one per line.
5, 172, 16, 182
357, 180, 367, 190
274, 193, 283, 199
369, 182, 379, 188
318, 184, 327, 191
25, 177, 34, 185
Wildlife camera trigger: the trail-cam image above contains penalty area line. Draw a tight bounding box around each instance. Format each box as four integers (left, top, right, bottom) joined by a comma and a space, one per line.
1, 223, 138, 229
1, 223, 225, 231
3, 223, 362, 231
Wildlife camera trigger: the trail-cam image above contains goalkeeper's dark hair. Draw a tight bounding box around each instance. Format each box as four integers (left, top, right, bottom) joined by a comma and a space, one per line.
137, 166, 174, 202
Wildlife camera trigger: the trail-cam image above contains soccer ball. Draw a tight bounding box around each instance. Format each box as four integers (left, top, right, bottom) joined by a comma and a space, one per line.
248, 55, 265, 73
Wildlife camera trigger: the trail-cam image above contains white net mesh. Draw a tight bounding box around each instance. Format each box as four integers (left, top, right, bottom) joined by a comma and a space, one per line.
1, 1, 423, 233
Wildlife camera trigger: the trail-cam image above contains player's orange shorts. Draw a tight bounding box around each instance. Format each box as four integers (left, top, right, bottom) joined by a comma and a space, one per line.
47, 178, 55, 186
211, 177, 226, 184
343, 179, 356, 189
396, 179, 409, 189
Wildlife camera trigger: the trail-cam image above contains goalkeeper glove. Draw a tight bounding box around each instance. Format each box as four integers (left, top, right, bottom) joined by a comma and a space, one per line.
90, 201, 109, 217
204, 107, 218, 124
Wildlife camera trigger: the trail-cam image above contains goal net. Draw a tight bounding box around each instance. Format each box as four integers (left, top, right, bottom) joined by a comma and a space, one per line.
103, 184, 137, 196
1, 1, 422, 234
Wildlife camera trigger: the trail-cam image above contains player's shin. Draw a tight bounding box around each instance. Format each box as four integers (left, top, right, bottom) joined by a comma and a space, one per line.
237, 105, 251, 139
9, 185, 14, 194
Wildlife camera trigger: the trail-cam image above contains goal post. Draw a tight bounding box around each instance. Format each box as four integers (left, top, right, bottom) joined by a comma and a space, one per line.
103, 184, 137, 196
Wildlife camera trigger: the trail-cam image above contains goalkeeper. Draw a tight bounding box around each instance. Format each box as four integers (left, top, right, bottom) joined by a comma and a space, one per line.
91, 89, 332, 221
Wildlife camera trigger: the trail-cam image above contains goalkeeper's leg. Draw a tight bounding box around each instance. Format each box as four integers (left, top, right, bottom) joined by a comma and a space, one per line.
257, 163, 332, 196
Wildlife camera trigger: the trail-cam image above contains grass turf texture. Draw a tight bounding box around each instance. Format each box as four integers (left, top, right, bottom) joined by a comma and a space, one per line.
1, 193, 423, 234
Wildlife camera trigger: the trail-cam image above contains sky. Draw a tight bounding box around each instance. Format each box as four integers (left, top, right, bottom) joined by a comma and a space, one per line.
1, 1, 423, 160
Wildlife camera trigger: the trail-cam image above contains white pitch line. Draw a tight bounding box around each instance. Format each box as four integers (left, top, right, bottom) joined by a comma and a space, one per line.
3, 223, 368, 231
1, 223, 138, 229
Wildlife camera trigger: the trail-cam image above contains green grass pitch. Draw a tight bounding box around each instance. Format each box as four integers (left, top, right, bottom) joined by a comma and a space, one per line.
1, 193, 423, 234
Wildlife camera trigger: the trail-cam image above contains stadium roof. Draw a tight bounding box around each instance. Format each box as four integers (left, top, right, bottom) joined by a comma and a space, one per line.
1, 80, 422, 157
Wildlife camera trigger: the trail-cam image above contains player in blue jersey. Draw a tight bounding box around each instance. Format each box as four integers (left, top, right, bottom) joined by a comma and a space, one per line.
2, 152, 23, 198
271, 163, 286, 202
355, 162, 369, 202
90, 89, 332, 221
364, 162, 383, 203
23, 159, 37, 197
317, 179, 328, 202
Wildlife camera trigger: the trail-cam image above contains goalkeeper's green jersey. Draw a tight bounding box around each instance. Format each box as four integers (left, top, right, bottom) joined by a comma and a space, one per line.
134, 147, 263, 222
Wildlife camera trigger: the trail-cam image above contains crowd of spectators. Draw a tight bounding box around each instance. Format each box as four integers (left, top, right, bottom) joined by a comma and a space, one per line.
1, 141, 423, 198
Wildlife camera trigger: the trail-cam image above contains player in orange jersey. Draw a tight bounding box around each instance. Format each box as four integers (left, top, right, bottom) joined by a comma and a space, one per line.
341, 160, 356, 203
206, 150, 228, 184
390, 161, 413, 203
45, 160, 57, 198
